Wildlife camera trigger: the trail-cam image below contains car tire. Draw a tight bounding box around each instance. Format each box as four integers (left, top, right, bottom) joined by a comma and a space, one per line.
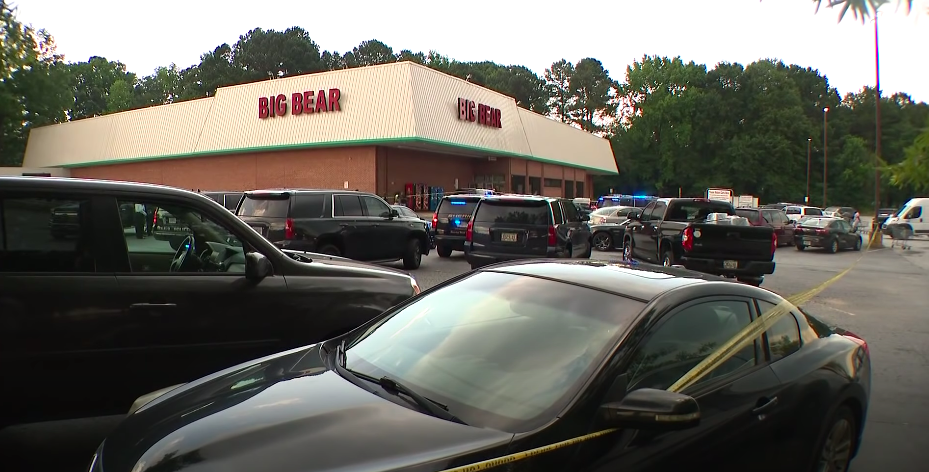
318, 244, 341, 256
437, 245, 453, 258
623, 238, 633, 261
660, 249, 674, 267
581, 241, 592, 258
826, 238, 839, 254
592, 232, 612, 251
810, 405, 857, 472
854, 237, 862, 251
402, 238, 422, 270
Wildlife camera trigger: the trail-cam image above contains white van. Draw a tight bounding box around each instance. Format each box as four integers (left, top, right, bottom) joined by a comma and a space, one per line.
882, 197, 928, 236
784, 205, 824, 223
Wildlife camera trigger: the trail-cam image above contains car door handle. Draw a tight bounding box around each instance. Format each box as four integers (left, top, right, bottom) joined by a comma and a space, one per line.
752, 396, 779, 415
130, 303, 177, 309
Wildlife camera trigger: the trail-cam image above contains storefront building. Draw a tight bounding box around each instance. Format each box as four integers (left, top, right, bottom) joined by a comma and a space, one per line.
22, 62, 617, 210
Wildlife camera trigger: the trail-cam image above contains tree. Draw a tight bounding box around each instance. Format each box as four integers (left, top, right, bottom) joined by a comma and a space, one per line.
349, 39, 396, 67
813, 0, 915, 22
105, 79, 133, 113
396, 50, 425, 65
232, 27, 323, 79
568, 58, 617, 133
544, 60, 574, 123
68, 56, 137, 119
888, 119, 929, 192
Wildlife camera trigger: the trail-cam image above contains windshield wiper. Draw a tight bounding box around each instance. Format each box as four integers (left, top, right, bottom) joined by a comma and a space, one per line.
334, 342, 467, 425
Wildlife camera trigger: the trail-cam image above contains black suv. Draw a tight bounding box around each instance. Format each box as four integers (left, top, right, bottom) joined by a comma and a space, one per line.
0, 177, 420, 429
236, 189, 430, 270
464, 195, 592, 270
202, 191, 244, 211
432, 194, 483, 257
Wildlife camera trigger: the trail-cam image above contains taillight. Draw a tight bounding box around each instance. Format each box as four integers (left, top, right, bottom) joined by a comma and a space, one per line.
771, 231, 777, 254
285, 218, 295, 239
682, 226, 694, 251
432, 213, 438, 229
465, 220, 473, 242
843, 331, 869, 357
153, 211, 157, 224
816, 229, 828, 235
548, 225, 557, 246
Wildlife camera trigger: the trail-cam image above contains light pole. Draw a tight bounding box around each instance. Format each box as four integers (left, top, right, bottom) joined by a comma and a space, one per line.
873, 12, 883, 240
823, 107, 829, 207
806, 137, 812, 204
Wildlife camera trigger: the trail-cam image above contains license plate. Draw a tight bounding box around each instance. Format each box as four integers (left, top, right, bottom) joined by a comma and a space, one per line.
501, 232, 518, 243
803, 237, 815, 243
723, 260, 738, 269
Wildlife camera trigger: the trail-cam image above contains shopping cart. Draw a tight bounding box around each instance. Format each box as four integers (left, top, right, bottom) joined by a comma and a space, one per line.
888, 224, 913, 250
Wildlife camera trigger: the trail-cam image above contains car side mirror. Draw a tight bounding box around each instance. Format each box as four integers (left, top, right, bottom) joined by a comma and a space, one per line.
627, 211, 641, 221
581, 214, 590, 222
245, 252, 272, 280
598, 388, 700, 431
389, 209, 400, 218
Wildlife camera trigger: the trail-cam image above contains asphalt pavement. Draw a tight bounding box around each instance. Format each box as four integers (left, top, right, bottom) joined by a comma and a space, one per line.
2, 235, 928, 472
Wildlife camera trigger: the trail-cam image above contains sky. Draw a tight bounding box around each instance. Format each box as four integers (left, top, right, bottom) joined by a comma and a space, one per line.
14, 0, 929, 103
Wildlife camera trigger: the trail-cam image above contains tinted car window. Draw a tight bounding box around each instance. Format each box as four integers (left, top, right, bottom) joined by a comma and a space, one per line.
562, 201, 580, 222
666, 201, 732, 221
223, 193, 243, 211
344, 271, 645, 432
627, 300, 756, 392
0, 197, 96, 273
394, 206, 418, 218
361, 195, 391, 218
551, 201, 564, 224
799, 218, 831, 228
239, 195, 290, 217
735, 209, 759, 220
806, 208, 823, 216
334, 195, 364, 217
439, 198, 478, 216
475, 201, 551, 225
291, 194, 325, 218
786, 207, 800, 215
757, 300, 802, 360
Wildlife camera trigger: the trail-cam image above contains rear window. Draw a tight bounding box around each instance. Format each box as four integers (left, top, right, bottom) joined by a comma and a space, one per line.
476, 200, 551, 225
666, 201, 733, 221
799, 218, 831, 228
785, 207, 800, 214
439, 198, 478, 215
805, 208, 823, 216
735, 209, 759, 219
239, 195, 291, 217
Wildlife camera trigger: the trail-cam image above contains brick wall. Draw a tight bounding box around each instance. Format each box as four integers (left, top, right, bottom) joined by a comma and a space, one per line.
382, 147, 475, 197
70, 147, 377, 192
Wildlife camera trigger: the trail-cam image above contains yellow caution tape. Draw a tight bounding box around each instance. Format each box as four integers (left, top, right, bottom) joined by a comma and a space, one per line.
435, 227, 881, 472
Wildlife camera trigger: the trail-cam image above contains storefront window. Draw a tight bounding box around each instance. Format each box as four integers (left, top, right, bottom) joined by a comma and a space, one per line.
529, 177, 541, 195
565, 181, 575, 199
511, 175, 526, 194
576, 181, 585, 198
544, 178, 562, 188
474, 174, 506, 192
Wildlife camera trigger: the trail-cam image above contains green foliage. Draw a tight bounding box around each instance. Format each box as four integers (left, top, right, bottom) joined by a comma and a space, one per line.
887, 120, 929, 192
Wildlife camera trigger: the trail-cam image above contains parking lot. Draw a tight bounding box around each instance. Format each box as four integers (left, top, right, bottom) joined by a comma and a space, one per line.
3, 235, 928, 472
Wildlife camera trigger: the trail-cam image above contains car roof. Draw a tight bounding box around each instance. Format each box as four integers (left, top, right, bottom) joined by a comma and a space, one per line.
481, 259, 724, 302
482, 194, 556, 203
0, 176, 207, 197
441, 194, 483, 200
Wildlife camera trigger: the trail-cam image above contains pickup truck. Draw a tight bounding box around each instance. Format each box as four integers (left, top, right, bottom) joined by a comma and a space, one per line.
622, 198, 776, 285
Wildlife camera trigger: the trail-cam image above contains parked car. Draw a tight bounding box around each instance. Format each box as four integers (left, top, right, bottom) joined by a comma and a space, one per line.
590, 219, 633, 252
875, 207, 897, 227
623, 198, 776, 286
823, 206, 858, 222
589, 205, 635, 225
794, 216, 863, 253
236, 189, 431, 270
597, 194, 656, 209
93, 259, 871, 472
391, 204, 435, 248
785, 205, 824, 223
735, 207, 796, 247
432, 194, 482, 257
464, 195, 592, 270
0, 176, 421, 429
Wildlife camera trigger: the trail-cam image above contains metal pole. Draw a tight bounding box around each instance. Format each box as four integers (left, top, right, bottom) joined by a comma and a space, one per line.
806, 138, 812, 204
874, 14, 882, 215
823, 108, 829, 207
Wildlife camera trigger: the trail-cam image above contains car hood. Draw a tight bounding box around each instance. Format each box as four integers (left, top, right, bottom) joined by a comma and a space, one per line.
282, 249, 412, 277
102, 346, 511, 472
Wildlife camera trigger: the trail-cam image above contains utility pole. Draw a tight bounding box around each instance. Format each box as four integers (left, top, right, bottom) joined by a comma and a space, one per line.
823, 107, 829, 207
806, 137, 812, 204
874, 13, 883, 237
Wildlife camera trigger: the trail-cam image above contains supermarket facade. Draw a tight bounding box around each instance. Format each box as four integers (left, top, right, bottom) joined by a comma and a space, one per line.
21, 61, 617, 206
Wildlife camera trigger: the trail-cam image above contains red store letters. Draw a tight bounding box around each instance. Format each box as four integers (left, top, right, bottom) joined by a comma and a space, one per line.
457, 98, 502, 128
259, 88, 341, 119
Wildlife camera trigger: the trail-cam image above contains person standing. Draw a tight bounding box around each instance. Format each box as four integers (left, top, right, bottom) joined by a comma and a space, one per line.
144, 204, 156, 236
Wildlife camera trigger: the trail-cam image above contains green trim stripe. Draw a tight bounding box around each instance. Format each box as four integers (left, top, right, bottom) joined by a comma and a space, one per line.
59, 136, 619, 175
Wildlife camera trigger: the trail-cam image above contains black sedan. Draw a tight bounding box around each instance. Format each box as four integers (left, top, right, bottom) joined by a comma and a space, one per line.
590, 219, 632, 251
794, 217, 863, 253
90, 260, 871, 472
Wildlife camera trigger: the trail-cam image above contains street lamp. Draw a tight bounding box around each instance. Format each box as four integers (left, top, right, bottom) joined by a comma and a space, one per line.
873, 12, 883, 239
823, 107, 830, 207
806, 137, 812, 204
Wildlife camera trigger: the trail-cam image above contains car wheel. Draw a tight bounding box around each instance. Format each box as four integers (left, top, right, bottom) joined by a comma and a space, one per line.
402, 238, 422, 270
854, 237, 862, 251
796, 244, 806, 251
580, 240, 592, 258
811, 406, 856, 472
592, 232, 613, 251
318, 244, 341, 256
661, 250, 674, 267
437, 245, 453, 258
623, 238, 633, 261
826, 238, 839, 254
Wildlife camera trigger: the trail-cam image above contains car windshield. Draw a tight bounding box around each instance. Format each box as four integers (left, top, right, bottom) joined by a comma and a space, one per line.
591, 207, 615, 216
343, 271, 644, 433
799, 218, 832, 228
440, 198, 478, 215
